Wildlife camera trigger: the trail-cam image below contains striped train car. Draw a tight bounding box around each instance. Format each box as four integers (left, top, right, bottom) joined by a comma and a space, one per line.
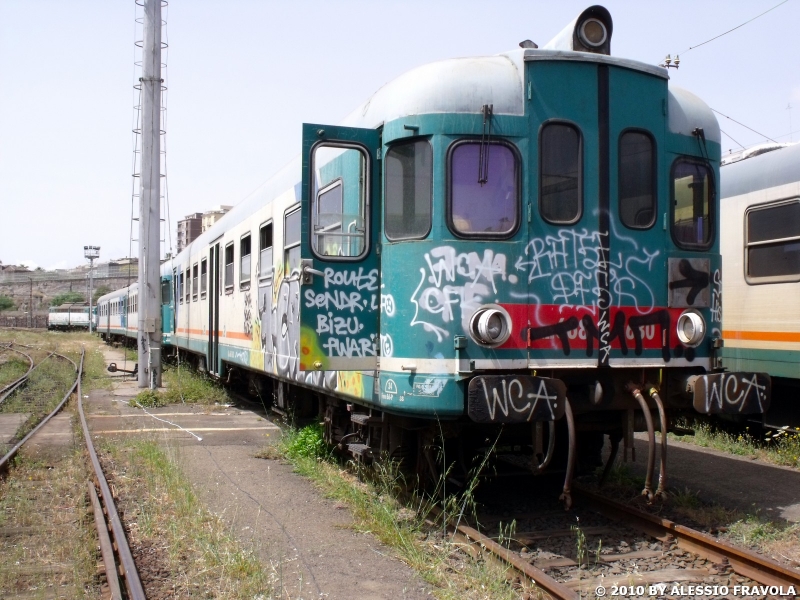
720, 142, 800, 427
110, 6, 770, 498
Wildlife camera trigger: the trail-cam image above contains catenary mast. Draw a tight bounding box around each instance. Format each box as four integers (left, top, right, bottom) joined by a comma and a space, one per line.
137, 0, 162, 388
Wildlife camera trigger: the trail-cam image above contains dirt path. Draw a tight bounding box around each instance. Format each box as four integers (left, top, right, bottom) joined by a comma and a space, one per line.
88, 347, 431, 599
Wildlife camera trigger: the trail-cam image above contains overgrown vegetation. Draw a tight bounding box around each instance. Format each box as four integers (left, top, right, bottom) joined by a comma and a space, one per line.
0, 295, 14, 311
101, 438, 274, 598
263, 424, 532, 600
130, 363, 231, 408
0, 423, 98, 597
670, 418, 800, 469
50, 291, 86, 306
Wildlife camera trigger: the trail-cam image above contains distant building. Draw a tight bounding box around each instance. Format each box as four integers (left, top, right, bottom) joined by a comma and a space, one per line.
202, 205, 232, 232
177, 213, 203, 253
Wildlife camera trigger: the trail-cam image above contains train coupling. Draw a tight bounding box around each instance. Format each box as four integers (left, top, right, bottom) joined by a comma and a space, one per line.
107, 362, 138, 376
686, 372, 771, 414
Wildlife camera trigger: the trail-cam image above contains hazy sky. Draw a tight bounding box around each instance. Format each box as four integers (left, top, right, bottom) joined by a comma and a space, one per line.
1, 1, 798, 269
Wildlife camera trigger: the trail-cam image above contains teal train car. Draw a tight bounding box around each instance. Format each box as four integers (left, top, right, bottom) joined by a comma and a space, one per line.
111, 6, 769, 502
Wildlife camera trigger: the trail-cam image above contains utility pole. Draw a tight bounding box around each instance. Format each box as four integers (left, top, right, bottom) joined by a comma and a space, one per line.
138, 0, 162, 388
84, 246, 99, 333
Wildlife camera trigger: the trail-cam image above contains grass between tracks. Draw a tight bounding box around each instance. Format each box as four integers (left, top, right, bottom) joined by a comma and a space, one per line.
261, 424, 536, 600
99, 438, 275, 598
131, 363, 231, 408
0, 416, 99, 598
669, 418, 800, 469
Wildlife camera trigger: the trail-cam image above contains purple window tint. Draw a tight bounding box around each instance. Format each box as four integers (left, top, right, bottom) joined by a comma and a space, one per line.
450, 143, 518, 235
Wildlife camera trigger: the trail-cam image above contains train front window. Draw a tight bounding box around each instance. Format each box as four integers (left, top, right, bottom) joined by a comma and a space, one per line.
385, 139, 432, 240
746, 199, 800, 282
671, 159, 714, 249
310, 144, 368, 259
619, 130, 656, 229
540, 123, 582, 224
448, 141, 519, 237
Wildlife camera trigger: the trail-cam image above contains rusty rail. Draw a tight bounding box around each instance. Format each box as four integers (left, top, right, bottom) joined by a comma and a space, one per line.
574, 483, 800, 589
0, 344, 36, 403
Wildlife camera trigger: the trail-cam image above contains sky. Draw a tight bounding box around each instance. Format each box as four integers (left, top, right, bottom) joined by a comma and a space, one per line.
1, 0, 798, 270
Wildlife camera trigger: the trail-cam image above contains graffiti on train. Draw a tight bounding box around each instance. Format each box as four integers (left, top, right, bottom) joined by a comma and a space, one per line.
410, 247, 515, 342
302, 267, 379, 359
467, 375, 567, 424
692, 372, 770, 415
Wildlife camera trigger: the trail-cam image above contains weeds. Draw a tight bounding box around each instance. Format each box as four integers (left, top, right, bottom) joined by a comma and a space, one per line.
101, 438, 273, 598
571, 519, 587, 569
127, 364, 231, 407
264, 426, 526, 600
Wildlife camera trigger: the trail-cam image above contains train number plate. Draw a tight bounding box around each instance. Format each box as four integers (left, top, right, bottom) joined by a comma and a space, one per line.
467, 375, 567, 424
692, 372, 771, 415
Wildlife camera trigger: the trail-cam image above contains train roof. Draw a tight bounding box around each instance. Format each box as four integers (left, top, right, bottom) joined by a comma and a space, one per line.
721, 142, 800, 199
97, 283, 137, 304
164, 44, 718, 274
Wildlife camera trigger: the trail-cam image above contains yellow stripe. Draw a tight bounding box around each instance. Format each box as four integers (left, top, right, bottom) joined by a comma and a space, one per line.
93, 426, 279, 434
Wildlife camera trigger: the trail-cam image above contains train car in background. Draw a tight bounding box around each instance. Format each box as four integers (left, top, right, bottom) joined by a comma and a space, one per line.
96, 284, 138, 343
107, 6, 770, 501
47, 303, 91, 330
720, 142, 800, 427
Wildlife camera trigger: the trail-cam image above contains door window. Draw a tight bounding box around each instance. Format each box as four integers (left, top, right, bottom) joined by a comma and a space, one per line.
619, 130, 656, 229
385, 139, 432, 240
540, 123, 582, 224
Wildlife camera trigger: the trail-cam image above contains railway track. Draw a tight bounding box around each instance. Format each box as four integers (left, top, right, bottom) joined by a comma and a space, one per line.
443, 476, 800, 599
0, 345, 146, 599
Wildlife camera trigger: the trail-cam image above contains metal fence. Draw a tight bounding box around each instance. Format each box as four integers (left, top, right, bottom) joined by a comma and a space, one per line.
0, 265, 138, 284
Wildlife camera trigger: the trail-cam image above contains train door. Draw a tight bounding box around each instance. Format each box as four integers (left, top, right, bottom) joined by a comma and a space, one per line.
208, 243, 221, 375
526, 60, 603, 367
298, 124, 381, 380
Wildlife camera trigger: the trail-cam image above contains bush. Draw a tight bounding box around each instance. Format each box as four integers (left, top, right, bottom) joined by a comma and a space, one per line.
51, 291, 85, 306
282, 423, 329, 459
0, 295, 14, 311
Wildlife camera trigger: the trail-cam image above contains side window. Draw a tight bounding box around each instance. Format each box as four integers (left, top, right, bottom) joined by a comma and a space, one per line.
224, 243, 234, 291
179, 272, 184, 304
200, 259, 207, 297
192, 263, 199, 300
671, 158, 714, 249
259, 222, 273, 284
448, 141, 519, 237
310, 144, 368, 259
161, 279, 170, 304
540, 122, 582, 224
185, 269, 191, 303
284, 208, 301, 275
240, 234, 251, 288
385, 139, 433, 240
745, 199, 800, 283
619, 130, 656, 229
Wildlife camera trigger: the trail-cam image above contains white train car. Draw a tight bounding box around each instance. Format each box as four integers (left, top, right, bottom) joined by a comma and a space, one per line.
47, 303, 91, 330
96, 284, 139, 343
720, 142, 800, 425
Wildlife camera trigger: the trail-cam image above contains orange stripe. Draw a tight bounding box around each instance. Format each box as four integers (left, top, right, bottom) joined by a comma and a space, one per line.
175, 327, 250, 340
723, 330, 800, 343
225, 331, 252, 340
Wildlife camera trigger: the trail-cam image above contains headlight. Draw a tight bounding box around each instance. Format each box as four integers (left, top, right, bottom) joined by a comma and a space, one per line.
578, 18, 607, 48
676, 310, 706, 347
469, 306, 512, 347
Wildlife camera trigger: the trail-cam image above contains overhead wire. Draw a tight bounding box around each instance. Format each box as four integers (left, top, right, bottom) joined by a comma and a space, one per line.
711, 108, 779, 144
720, 129, 745, 151
679, 0, 789, 54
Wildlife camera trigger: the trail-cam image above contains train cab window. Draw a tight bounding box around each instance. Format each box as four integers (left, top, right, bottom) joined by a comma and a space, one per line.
448, 140, 519, 237
745, 199, 800, 282
192, 264, 199, 300
240, 234, 251, 289
540, 123, 582, 224
259, 222, 273, 284
385, 139, 432, 240
224, 243, 234, 292
671, 158, 714, 249
284, 208, 301, 275
161, 279, 171, 305
619, 130, 656, 229
200, 260, 207, 298
310, 144, 368, 259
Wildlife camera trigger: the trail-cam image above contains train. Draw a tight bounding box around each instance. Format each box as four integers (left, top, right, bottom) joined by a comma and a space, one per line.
96, 6, 770, 503
47, 303, 91, 330
720, 141, 800, 428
